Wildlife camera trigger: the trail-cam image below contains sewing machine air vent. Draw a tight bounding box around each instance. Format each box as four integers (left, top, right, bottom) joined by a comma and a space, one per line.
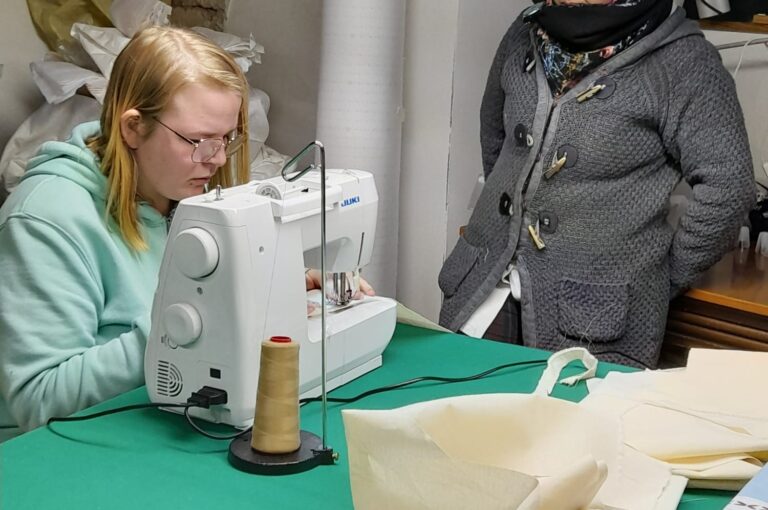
156, 360, 183, 397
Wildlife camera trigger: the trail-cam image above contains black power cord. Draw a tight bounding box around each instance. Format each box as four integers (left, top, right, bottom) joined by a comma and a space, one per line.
183, 407, 251, 440
46, 388, 251, 441
182, 386, 252, 440
45, 359, 549, 435
47, 386, 233, 426
589, 350, 653, 370
47, 402, 194, 424
47, 386, 251, 440
49, 356, 626, 439
299, 358, 548, 406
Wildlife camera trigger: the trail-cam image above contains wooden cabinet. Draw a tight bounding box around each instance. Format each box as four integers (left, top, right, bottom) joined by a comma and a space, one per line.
662, 249, 768, 367
699, 15, 768, 34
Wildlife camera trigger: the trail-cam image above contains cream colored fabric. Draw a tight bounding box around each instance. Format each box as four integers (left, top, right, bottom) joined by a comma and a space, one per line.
533, 347, 598, 395
580, 349, 768, 488
343, 393, 681, 510
395, 302, 450, 333
342, 347, 767, 508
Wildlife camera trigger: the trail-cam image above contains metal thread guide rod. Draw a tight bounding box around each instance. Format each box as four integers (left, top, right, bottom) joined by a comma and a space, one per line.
280, 140, 333, 455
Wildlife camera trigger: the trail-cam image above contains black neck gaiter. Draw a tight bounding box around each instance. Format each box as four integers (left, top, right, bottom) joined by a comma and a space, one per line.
533, 0, 673, 52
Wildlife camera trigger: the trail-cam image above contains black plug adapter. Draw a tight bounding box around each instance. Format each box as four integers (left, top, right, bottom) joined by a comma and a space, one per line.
187, 386, 228, 409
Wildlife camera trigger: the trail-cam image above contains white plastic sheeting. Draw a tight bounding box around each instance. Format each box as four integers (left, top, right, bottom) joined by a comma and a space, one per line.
315, 0, 406, 297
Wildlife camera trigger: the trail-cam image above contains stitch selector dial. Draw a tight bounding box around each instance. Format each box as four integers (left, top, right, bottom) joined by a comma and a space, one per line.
174, 228, 219, 279
162, 303, 202, 347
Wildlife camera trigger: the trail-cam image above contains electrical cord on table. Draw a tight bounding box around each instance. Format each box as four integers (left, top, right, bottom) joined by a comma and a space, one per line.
47, 387, 252, 441
589, 350, 653, 370
299, 358, 548, 406
45, 358, 548, 436
49, 355, 648, 438
47, 402, 194, 423
183, 407, 251, 440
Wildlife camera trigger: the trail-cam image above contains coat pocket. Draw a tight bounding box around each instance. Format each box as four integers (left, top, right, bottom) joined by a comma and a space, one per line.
557, 278, 629, 343
438, 237, 484, 298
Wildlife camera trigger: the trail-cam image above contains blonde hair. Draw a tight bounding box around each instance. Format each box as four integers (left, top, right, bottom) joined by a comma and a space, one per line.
88, 26, 250, 251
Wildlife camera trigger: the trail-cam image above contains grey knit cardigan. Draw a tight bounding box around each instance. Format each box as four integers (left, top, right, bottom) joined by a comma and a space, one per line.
437, 10, 755, 368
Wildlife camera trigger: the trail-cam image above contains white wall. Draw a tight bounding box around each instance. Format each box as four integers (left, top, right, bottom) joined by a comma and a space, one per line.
225, 0, 323, 157
0, 1, 47, 152
397, 0, 527, 322
446, 0, 528, 255
396, 0, 458, 322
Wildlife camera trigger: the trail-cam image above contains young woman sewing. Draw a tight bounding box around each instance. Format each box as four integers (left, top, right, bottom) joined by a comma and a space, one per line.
0, 26, 342, 441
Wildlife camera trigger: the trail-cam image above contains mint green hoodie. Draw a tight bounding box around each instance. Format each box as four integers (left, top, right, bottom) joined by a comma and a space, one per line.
0, 121, 168, 441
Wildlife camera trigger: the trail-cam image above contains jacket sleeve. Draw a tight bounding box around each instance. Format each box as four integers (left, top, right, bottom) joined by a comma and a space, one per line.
662, 43, 756, 297
480, 21, 523, 178
0, 214, 148, 431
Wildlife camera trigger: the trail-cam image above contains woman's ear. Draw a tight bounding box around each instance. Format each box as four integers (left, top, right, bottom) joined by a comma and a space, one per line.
119, 109, 145, 150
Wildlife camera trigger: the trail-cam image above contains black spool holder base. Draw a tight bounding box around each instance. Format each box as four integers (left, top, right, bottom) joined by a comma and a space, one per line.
228, 430, 336, 475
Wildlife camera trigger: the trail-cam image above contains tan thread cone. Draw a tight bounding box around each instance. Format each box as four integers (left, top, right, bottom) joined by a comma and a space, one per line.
250, 336, 301, 453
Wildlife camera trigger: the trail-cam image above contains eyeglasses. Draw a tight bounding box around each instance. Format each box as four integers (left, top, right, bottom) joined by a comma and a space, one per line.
153, 117, 244, 163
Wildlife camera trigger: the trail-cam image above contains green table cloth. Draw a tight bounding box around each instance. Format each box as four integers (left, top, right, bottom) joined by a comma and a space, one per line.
0, 324, 733, 509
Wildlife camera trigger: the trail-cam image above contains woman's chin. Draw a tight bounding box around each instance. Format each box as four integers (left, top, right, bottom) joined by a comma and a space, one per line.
178, 184, 208, 199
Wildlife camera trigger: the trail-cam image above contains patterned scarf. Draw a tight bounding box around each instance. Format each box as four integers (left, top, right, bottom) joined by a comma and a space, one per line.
533, 0, 672, 96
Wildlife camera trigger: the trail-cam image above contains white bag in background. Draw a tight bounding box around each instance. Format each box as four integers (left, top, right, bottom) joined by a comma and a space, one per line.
70, 23, 129, 78
111, 0, 171, 37
248, 87, 270, 154
30, 58, 107, 105
29, 0, 172, 106
0, 95, 101, 196
249, 145, 288, 182
191, 27, 264, 72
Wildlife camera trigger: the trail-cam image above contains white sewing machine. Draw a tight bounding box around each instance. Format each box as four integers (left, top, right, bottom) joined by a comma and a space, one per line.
144, 169, 396, 428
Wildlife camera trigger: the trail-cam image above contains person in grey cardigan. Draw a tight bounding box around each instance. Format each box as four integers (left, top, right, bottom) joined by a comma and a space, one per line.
437, 0, 756, 368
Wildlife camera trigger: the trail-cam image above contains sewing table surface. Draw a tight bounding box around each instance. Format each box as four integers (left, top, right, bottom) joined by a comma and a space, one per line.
0, 324, 733, 509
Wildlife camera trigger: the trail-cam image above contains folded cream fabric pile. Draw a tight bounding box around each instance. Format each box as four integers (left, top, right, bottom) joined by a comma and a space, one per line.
581, 349, 768, 490
343, 348, 687, 510
342, 347, 767, 509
